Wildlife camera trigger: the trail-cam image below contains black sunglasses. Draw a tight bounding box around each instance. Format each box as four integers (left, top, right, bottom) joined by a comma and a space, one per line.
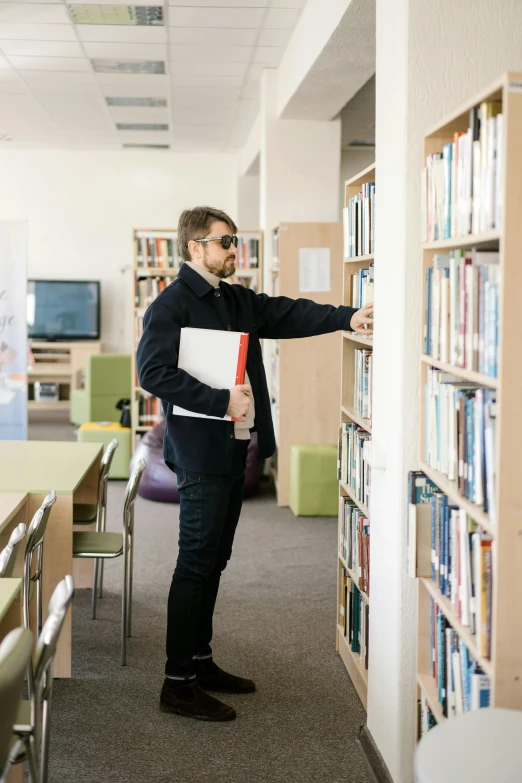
195, 235, 238, 250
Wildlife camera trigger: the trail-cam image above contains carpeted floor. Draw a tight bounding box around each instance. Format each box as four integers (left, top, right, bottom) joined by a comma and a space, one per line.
29, 413, 374, 783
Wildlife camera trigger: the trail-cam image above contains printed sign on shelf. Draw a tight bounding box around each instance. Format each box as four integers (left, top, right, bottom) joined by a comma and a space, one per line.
0, 222, 28, 440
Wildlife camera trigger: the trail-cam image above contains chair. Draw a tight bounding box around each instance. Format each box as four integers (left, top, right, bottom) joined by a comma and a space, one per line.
73, 438, 119, 614
415, 707, 522, 783
10, 576, 75, 783
0, 523, 26, 578
22, 491, 57, 698
0, 628, 33, 783
73, 459, 146, 665
70, 353, 131, 426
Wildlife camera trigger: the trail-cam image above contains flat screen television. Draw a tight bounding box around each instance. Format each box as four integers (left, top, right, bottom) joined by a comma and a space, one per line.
27, 280, 100, 341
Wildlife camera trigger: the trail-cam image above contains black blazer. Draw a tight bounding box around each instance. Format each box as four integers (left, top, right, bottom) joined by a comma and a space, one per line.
137, 263, 357, 475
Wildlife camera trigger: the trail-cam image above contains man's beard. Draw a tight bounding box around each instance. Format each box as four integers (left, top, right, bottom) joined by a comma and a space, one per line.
203, 251, 236, 279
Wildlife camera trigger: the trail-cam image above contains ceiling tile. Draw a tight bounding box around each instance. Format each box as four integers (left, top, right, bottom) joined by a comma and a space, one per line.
169, 7, 264, 29
171, 73, 243, 87
270, 0, 303, 7
168, 27, 257, 46
21, 70, 98, 93
95, 71, 169, 86
0, 52, 9, 68
83, 41, 166, 59
264, 8, 300, 28
246, 62, 275, 79
0, 4, 70, 24
170, 61, 247, 76
169, 44, 252, 63
168, 0, 268, 5
113, 129, 171, 143
252, 46, 281, 65
8, 55, 91, 71
37, 95, 114, 131
257, 27, 291, 47
108, 105, 169, 124
98, 79, 168, 97
0, 94, 58, 130
0, 23, 77, 40
0, 39, 84, 57
77, 24, 166, 43
70, 0, 162, 5
0, 80, 28, 94
171, 88, 239, 107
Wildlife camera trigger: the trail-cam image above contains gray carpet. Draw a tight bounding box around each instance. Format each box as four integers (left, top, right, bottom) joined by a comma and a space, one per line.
29, 413, 374, 783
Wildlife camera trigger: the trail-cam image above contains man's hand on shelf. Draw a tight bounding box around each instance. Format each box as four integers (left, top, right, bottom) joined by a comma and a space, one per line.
227, 384, 252, 422
350, 303, 374, 335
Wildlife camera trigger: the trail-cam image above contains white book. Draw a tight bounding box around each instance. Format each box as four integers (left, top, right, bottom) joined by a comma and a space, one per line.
459, 510, 471, 626
173, 327, 249, 421
472, 140, 482, 234
343, 207, 350, 258
453, 651, 464, 715
484, 116, 497, 230
421, 168, 427, 242
495, 114, 504, 228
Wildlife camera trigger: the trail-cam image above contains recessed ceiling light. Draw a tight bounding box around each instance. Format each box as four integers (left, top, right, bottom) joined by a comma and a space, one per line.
68, 5, 163, 26
92, 59, 165, 74
117, 123, 169, 131
123, 144, 170, 149
107, 97, 167, 107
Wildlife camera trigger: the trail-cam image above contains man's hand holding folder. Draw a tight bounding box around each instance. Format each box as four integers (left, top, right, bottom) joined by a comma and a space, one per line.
227, 384, 252, 422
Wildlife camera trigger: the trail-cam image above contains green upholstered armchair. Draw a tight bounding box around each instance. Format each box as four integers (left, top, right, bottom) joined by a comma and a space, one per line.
70, 354, 131, 426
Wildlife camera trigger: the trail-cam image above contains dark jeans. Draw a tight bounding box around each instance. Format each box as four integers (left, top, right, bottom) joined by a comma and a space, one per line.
166, 440, 249, 676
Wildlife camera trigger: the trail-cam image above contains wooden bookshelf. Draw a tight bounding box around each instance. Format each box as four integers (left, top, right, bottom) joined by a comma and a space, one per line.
415, 73, 522, 733
131, 228, 263, 450
269, 222, 343, 506
336, 163, 375, 708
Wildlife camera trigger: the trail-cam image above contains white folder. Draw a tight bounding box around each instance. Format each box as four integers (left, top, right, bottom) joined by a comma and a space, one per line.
173, 327, 249, 421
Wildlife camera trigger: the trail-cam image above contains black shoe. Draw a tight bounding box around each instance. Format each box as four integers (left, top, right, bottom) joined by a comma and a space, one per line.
195, 659, 256, 694
160, 678, 236, 721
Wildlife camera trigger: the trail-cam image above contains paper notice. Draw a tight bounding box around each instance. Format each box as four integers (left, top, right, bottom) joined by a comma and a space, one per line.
298, 248, 331, 293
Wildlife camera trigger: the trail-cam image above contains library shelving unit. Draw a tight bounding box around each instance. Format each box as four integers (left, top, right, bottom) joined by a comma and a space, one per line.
27, 341, 101, 411
415, 73, 522, 732
131, 228, 263, 449
336, 164, 375, 710
270, 223, 343, 506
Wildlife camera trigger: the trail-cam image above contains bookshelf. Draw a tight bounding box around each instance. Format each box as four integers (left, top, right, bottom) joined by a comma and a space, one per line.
131, 228, 263, 449
269, 222, 343, 507
337, 163, 375, 710
414, 73, 522, 735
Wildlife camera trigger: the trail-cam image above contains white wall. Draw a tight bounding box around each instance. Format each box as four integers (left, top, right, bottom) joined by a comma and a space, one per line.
0, 149, 237, 352
369, 2, 522, 781
237, 174, 260, 229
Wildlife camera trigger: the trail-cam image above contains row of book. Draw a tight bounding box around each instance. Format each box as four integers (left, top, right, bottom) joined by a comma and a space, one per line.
424, 249, 499, 377
350, 265, 374, 310
422, 101, 503, 242
408, 472, 493, 658
338, 422, 371, 508
418, 695, 437, 736
137, 393, 163, 426
429, 598, 490, 718
425, 369, 496, 519
339, 571, 369, 669
136, 236, 181, 269
236, 237, 260, 269
343, 181, 375, 258
340, 499, 370, 595
354, 348, 373, 421
135, 276, 175, 308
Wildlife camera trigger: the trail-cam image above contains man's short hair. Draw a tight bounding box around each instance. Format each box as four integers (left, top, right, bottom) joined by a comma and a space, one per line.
178, 206, 237, 263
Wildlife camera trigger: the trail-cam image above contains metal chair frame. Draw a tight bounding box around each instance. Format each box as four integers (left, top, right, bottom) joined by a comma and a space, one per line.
11, 576, 75, 783
73, 459, 145, 665
22, 492, 57, 699
0, 524, 27, 578
0, 628, 33, 783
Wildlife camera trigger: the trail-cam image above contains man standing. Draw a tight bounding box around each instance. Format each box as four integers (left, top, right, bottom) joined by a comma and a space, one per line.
137, 207, 373, 722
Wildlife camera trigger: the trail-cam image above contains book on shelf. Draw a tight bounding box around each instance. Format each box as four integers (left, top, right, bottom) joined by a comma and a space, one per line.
425, 369, 496, 520
135, 276, 175, 307
422, 100, 503, 241
340, 575, 369, 669
340, 498, 370, 595
236, 236, 259, 270
338, 422, 371, 508
429, 598, 490, 718
138, 393, 163, 426
424, 249, 499, 376
418, 695, 438, 736
354, 348, 373, 421
136, 235, 180, 269
343, 181, 375, 258
351, 265, 374, 309
407, 471, 438, 578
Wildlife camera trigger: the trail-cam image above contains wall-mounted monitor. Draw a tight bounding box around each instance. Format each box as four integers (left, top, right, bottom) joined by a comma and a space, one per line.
27, 280, 100, 341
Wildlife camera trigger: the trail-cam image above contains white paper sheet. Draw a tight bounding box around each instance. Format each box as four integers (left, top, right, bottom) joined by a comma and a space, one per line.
298, 248, 331, 293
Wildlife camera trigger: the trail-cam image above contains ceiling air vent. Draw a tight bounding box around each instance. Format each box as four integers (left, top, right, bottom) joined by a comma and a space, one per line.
68, 5, 163, 26
106, 97, 167, 107
92, 59, 165, 74
117, 123, 168, 131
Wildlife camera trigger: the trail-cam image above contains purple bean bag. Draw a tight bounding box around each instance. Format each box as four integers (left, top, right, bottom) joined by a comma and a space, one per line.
131, 420, 264, 502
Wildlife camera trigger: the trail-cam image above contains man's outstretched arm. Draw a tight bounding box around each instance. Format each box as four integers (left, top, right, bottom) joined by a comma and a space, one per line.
252, 291, 373, 340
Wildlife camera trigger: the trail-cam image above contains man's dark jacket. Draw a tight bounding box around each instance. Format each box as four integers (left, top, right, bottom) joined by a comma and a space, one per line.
137, 262, 358, 475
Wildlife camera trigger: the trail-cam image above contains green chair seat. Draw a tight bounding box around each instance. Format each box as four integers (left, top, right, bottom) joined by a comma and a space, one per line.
73, 531, 123, 558
73, 503, 97, 525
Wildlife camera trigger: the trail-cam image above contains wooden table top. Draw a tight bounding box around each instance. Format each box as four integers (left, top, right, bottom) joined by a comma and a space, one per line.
0, 441, 102, 494
0, 578, 22, 624
0, 493, 27, 536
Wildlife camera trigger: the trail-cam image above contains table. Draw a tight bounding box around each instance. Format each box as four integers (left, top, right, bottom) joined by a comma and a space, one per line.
0, 442, 102, 678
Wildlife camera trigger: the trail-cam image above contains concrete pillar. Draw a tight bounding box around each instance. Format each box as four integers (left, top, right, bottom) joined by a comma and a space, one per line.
369, 1, 522, 781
